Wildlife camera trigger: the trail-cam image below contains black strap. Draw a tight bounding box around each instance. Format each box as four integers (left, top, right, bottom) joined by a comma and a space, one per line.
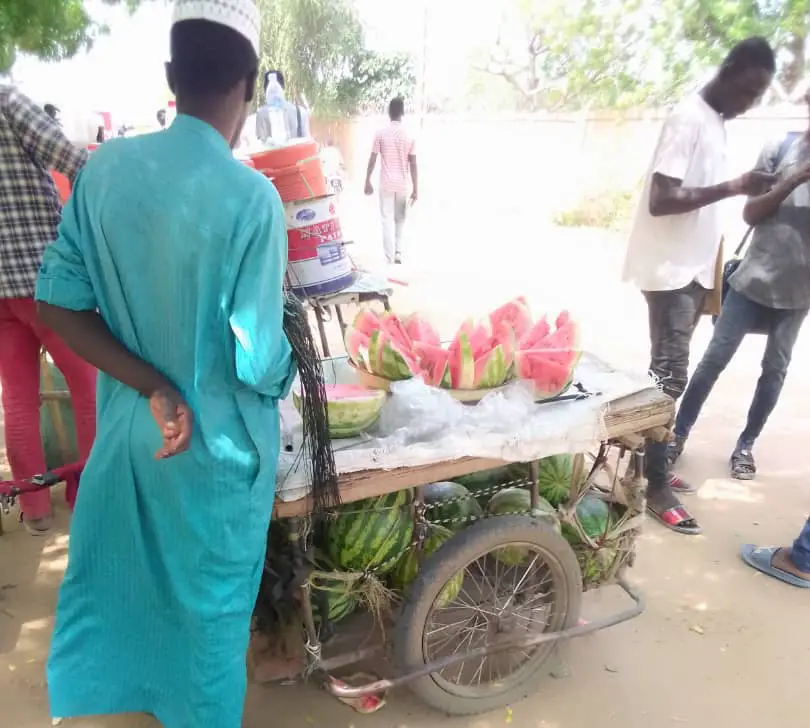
296, 105, 302, 138
733, 131, 801, 257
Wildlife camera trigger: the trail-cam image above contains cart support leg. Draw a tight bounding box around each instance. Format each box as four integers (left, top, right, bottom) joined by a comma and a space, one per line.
312, 306, 331, 358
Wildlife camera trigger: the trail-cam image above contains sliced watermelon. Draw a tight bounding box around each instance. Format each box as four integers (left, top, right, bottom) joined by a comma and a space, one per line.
468, 323, 492, 361
379, 337, 420, 381
352, 309, 382, 338
532, 320, 581, 369
404, 314, 440, 347
490, 298, 532, 341
367, 330, 386, 375
473, 344, 509, 389
490, 321, 516, 369
519, 316, 551, 350
345, 329, 371, 369
414, 342, 449, 385
379, 312, 415, 357
516, 352, 573, 400
449, 332, 476, 389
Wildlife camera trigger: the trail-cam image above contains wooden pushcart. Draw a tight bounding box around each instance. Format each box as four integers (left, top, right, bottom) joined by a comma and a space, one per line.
263, 386, 674, 715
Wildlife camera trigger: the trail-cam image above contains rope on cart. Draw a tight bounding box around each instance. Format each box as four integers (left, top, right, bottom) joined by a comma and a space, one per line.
282, 293, 340, 512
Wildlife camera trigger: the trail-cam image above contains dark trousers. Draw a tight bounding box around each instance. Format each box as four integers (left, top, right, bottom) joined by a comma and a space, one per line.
674, 288, 807, 451
643, 282, 707, 493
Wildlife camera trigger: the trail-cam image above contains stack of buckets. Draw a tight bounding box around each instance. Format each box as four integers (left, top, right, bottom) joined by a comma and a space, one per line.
250, 141, 354, 297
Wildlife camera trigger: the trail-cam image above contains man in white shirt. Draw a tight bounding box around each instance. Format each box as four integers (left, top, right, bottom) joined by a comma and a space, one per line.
623, 37, 776, 535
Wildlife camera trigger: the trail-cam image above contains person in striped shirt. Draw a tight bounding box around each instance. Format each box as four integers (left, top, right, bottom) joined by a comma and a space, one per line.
364, 97, 418, 264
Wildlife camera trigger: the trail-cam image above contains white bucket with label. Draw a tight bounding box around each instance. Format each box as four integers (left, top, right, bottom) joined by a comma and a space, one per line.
284, 195, 354, 296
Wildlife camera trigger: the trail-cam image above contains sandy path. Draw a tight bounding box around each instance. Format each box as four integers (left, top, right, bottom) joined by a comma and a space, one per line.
1, 211, 808, 727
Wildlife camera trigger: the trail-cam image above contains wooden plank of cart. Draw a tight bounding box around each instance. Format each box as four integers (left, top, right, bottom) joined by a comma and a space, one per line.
261, 386, 673, 716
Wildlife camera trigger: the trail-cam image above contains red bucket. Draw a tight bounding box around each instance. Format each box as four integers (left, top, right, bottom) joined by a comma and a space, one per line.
266, 156, 327, 203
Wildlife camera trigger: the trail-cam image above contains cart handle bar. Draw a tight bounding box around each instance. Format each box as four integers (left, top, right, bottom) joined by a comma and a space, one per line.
325, 574, 645, 700
0, 460, 86, 498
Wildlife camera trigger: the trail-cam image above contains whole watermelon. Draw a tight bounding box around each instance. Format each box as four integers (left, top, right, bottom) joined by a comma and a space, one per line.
537, 454, 573, 507
454, 463, 531, 508
392, 525, 462, 606
326, 490, 413, 574
311, 574, 358, 625
561, 494, 612, 545
424, 481, 483, 531
486, 488, 559, 565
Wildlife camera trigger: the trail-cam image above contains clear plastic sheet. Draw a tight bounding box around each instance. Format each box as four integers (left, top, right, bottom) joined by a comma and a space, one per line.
275, 353, 655, 503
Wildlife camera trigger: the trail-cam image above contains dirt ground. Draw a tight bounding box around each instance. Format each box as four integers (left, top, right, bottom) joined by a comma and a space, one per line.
1, 210, 809, 728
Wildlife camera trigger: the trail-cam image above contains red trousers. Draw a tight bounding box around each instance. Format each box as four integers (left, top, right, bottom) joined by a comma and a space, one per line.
0, 298, 97, 518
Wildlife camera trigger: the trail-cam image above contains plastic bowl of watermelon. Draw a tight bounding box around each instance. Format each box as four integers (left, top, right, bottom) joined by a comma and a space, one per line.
343, 299, 581, 403
292, 383, 386, 439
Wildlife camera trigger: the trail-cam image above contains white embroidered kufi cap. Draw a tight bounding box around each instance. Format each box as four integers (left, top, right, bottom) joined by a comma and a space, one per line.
171, 0, 261, 57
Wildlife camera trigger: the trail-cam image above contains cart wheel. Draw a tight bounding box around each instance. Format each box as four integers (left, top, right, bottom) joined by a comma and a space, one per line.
392, 515, 582, 716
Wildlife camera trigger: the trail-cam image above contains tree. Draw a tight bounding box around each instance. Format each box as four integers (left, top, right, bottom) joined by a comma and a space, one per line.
336, 51, 416, 115
0, 0, 141, 72
255, 0, 415, 117
479, 0, 809, 110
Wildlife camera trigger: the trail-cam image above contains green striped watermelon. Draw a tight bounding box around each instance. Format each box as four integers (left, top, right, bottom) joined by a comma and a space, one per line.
454, 464, 531, 508
391, 525, 462, 607
423, 481, 483, 531
311, 573, 358, 625
487, 488, 559, 565
561, 494, 613, 545
537, 454, 573, 507
326, 490, 413, 574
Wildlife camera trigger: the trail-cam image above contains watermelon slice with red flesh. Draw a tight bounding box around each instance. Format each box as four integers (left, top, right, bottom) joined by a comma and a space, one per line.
516, 352, 573, 399
490, 298, 532, 342
378, 335, 420, 380
345, 329, 371, 369
352, 309, 382, 338
379, 312, 415, 357
413, 342, 449, 386
532, 320, 580, 369
490, 321, 516, 369
404, 314, 441, 347
519, 317, 551, 350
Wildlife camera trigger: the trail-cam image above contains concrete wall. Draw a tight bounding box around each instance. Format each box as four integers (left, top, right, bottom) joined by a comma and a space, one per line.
312, 106, 807, 225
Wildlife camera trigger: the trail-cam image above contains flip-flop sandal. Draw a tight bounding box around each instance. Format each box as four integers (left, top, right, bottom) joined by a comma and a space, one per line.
740, 545, 810, 588
646, 503, 702, 535
730, 450, 756, 481
668, 474, 698, 495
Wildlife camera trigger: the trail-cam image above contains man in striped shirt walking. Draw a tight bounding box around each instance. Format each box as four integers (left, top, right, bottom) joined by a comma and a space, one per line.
364, 97, 418, 264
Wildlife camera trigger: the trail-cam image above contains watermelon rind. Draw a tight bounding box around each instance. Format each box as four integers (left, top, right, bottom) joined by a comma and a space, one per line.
326, 490, 414, 574
311, 571, 359, 625
379, 339, 419, 381
536, 454, 574, 507
451, 332, 476, 389
391, 524, 462, 607
292, 387, 386, 439
473, 344, 508, 389
454, 464, 532, 507
423, 481, 483, 531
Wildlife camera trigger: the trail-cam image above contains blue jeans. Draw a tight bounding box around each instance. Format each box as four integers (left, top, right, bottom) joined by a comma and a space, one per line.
675, 288, 807, 451
791, 519, 810, 572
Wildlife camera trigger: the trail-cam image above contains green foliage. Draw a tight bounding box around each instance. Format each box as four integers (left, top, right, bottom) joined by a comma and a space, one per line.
336, 51, 416, 115
481, 0, 809, 110
553, 188, 637, 231
256, 0, 414, 117
0, 0, 140, 72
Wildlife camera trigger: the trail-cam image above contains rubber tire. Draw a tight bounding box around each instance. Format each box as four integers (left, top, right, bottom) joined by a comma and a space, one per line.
391, 515, 582, 716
